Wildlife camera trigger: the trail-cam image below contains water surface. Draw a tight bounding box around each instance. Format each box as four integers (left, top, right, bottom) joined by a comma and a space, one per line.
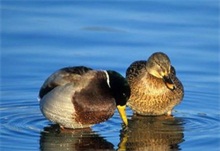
1, 1, 220, 150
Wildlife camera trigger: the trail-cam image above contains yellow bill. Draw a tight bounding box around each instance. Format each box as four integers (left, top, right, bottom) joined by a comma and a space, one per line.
117, 105, 128, 126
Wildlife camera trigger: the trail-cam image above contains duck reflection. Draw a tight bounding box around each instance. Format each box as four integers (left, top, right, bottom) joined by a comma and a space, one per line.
40, 124, 114, 151
118, 115, 184, 151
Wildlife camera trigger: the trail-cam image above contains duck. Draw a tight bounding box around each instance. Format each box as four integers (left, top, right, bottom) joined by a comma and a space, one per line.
126, 52, 184, 116
39, 66, 130, 129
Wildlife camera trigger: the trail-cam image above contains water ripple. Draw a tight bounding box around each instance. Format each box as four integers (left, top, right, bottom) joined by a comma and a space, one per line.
0, 104, 45, 150
179, 113, 220, 133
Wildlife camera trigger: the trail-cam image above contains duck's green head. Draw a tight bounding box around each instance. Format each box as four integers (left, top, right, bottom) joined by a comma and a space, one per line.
106, 70, 131, 126
146, 52, 176, 90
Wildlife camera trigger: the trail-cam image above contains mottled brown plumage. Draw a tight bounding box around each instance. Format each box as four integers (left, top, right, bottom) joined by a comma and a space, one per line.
126, 52, 184, 115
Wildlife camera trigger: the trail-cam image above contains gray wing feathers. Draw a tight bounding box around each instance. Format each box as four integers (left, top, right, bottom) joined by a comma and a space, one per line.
39, 66, 92, 98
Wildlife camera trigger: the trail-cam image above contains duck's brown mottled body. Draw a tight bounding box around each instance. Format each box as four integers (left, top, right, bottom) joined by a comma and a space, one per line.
126, 52, 184, 116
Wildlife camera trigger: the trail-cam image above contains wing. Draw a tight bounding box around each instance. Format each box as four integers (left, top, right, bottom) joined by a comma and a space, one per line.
39, 66, 92, 99
126, 61, 146, 84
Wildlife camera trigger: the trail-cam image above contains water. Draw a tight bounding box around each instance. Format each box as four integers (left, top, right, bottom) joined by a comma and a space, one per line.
1, 0, 219, 150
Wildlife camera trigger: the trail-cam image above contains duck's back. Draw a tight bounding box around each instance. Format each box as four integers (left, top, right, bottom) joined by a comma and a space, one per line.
39, 66, 92, 99
126, 61, 147, 85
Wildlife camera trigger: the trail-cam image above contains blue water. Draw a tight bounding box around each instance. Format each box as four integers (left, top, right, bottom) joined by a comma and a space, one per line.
1, 1, 220, 151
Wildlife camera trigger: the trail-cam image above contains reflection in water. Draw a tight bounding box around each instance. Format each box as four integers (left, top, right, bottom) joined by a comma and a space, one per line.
40, 124, 114, 151
118, 115, 184, 151
40, 116, 184, 151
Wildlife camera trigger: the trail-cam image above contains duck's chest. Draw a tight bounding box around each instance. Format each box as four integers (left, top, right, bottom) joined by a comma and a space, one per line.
131, 74, 169, 96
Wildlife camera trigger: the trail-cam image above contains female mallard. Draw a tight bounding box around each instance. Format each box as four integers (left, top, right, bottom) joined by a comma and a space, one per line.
39, 66, 130, 129
126, 52, 184, 116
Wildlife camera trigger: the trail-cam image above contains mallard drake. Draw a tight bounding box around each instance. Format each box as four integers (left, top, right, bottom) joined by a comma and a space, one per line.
126, 52, 184, 116
39, 66, 130, 129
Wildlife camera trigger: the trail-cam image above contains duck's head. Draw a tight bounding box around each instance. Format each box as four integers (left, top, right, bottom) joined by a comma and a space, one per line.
146, 52, 176, 90
106, 70, 131, 126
